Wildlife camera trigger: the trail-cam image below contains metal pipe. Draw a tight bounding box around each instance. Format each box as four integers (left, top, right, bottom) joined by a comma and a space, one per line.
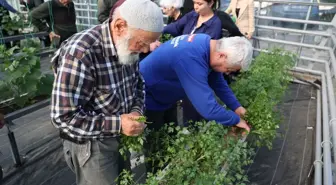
325, 64, 336, 162
6, 124, 22, 167
291, 79, 311, 85
314, 90, 322, 185
73, 8, 97, 12
328, 47, 336, 78
76, 16, 98, 20
299, 56, 329, 64
4, 99, 50, 122
255, 16, 333, 26
253, 38, 336, 77
293, 67, 323, 76
86, 1, 91, 26
0, 93, 28, 105
297, 0, 314, 56
321, 73, 333, 185
331, 34, 336, 49
1, 32, 49, 43
253, 48, 328, 64
254, 0, 336, 6
74, 2, 97, 6
255, 25, 332, 37
253, 36, 329, 50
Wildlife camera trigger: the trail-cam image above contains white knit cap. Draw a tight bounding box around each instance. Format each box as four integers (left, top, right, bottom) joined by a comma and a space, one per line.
118, 0, 164, 33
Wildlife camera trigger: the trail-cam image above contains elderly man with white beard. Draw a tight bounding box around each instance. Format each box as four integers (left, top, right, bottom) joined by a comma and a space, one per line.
49, 0, 164, 184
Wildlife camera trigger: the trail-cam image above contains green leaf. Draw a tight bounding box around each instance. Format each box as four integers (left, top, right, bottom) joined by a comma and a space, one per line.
236, 174, 242, 180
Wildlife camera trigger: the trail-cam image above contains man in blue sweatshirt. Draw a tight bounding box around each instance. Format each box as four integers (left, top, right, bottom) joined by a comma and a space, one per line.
140, 33, 252, 173
140, 33, 252, 130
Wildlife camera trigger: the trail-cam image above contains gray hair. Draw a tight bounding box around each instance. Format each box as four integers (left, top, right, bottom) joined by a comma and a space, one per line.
160, 0, 184, 9
216, 37, 253, 71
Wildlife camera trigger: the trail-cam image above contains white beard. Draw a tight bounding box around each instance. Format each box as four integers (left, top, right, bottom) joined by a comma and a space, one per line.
115, 32, 139, 65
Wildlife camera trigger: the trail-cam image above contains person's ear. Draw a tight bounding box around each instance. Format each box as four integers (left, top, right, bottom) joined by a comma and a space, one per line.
112, 18, 128, 36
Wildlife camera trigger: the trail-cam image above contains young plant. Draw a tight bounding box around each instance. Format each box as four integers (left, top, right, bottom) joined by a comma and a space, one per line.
162, 121, 252, 184
159, 34, 173, 43
231, 48, 295, 148
119, 116, 150, 159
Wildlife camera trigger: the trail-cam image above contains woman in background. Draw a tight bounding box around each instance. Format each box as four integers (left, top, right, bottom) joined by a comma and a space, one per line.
163, 0, 222, 39
225, 0, 255, 39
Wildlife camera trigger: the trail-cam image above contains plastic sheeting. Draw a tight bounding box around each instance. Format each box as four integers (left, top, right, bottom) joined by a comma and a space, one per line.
247, 84, 316, 185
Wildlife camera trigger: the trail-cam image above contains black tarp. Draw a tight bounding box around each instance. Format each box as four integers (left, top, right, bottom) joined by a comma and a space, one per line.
247, 84, 316, 185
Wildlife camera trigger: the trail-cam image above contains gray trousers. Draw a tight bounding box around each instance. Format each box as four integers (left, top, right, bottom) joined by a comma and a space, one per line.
62, 137, 131, 185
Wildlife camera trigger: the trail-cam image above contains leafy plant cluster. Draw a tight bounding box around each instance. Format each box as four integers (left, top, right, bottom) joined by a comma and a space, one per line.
230, 49, 295, 148
118, 49, 295, 184
159, 34, 173, 43
120, 121, 254, 185
0, 44, 54, 107
0, 7, 25, 36
119, 116, 150, 159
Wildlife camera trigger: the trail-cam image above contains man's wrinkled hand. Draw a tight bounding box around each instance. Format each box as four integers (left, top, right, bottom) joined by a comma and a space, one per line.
150, 40, 161, 51
121, 114, 146, 136
235, 119, 250, 136
235, 106, 246, 117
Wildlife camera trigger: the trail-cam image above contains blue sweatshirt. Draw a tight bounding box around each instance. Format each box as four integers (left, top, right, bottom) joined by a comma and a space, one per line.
140, 34, 241, 126
163, 11, 222, 39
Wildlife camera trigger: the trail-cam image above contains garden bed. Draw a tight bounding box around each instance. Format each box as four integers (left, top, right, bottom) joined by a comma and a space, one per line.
0, 83, 317, 185
116, 49, 297, 184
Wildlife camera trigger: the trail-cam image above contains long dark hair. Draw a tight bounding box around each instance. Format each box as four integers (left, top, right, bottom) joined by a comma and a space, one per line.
204, 0, 219, 9
181, 0, 219, 15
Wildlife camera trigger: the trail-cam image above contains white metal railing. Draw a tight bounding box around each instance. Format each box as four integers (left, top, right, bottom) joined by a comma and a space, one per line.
74, 0, 98, 31
253, 0, 336, 184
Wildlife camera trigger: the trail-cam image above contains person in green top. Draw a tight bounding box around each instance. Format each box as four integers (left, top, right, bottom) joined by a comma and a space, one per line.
30, 0, 77, 47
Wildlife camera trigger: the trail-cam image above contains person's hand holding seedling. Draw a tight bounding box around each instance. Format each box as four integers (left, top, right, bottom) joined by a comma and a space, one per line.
121, 114, 147, 136
230, 107, 251, 136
